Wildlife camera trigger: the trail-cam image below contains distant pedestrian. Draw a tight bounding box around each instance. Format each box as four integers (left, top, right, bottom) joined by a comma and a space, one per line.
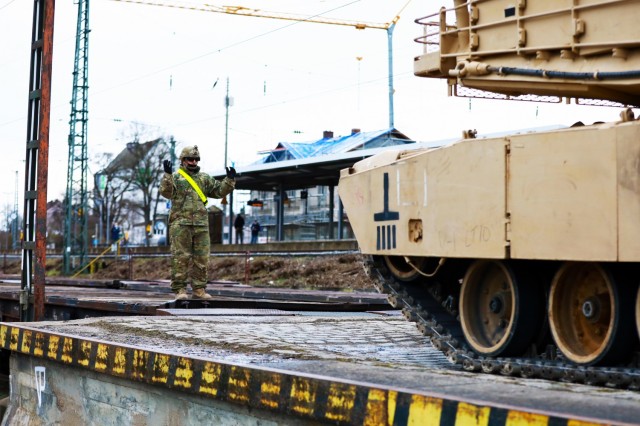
110, 223, 121, 243
250, 219, 261, 244
234, 213, 245, 244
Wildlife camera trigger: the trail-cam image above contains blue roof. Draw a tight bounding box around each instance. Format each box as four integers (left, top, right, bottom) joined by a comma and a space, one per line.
257, 128, 415, 164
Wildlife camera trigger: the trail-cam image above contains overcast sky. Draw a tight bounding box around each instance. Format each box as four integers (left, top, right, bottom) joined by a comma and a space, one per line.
0, 0, 628, 218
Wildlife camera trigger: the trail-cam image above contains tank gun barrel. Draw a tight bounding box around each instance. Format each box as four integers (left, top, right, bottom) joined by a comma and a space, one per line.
414, 0, 640, 107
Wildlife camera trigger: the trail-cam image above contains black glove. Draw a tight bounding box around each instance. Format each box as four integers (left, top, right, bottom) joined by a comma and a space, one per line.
163, 160, 172, 174
226, 166, 237, 179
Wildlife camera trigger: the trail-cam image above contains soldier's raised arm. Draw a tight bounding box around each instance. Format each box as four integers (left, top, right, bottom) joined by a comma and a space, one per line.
159, 158, 175, 199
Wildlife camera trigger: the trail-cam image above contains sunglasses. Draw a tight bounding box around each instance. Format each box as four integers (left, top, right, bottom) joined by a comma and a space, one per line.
184, 157, 200, 162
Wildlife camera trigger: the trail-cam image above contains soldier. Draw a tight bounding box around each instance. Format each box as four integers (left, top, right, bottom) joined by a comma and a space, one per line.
159, 145, 236, 300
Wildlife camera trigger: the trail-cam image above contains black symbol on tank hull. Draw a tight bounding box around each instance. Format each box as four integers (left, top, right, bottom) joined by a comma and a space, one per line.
373, 173, 398, 250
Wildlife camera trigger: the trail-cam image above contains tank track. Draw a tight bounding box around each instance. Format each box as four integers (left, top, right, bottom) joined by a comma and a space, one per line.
364, 256, 640, 390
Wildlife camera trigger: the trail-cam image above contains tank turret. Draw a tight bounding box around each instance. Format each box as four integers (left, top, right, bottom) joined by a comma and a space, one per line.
414, 0, 640, 106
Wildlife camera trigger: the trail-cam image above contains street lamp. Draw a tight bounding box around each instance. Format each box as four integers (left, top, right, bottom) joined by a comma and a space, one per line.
223, 77, 235, 244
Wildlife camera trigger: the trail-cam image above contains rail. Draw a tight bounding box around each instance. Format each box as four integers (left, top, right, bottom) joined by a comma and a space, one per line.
1, 240, 361, 281
71, 236, 126, 278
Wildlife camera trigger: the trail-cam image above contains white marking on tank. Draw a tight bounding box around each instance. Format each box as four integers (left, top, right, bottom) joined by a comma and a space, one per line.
424, 169, 428, 207
396, 169, 400, 207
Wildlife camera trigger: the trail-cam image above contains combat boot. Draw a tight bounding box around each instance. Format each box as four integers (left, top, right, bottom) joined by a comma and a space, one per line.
192, 288, 212, 300
175, 288, 188, 300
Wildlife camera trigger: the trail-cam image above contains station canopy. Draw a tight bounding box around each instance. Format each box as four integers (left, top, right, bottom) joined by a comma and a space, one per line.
213, 128, 417, 192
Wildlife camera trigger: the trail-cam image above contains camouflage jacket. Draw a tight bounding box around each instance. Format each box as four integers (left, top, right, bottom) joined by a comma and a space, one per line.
159, 165, 235, 226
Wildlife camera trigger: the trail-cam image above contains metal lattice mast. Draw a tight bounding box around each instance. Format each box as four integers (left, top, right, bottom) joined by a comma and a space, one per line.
63, 0, 90, 275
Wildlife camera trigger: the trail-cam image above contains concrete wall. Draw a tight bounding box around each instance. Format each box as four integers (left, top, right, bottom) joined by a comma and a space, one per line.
2, 354, 318, 426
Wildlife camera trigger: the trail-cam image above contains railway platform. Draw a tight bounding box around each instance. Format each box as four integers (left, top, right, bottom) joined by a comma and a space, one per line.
1, 309, 639, 425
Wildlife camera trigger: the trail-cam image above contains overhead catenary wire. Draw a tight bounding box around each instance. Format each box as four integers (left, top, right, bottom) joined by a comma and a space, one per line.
0, 0, 18, 11
92, 0, 387, 96
1, 1, 411, 131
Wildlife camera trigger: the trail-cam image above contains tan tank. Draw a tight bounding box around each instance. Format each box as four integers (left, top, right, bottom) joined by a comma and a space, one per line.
339, 0, 640, 378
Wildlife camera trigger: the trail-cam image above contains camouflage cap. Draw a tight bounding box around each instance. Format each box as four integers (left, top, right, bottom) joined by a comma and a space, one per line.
179, 145, 200, 160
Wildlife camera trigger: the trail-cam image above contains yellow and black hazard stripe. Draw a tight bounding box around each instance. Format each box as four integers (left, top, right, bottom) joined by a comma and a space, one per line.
0, 323, 607, 426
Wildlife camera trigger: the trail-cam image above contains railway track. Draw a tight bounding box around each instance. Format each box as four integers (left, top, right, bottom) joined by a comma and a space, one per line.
0, 273, 389, 321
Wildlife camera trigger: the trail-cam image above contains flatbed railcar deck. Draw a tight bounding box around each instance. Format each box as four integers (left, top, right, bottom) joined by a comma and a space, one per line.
1, 311, 639, 425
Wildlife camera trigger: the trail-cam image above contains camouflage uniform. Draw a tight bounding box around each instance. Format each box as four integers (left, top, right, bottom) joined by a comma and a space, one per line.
159, 146, 235, 293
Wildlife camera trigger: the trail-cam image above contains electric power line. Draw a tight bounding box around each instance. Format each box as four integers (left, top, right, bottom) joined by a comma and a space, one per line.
0, 0, 18, 11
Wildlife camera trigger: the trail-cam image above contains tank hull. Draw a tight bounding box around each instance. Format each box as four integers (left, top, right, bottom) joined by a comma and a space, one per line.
340, 121, 640, 373
339, 121, 640, 263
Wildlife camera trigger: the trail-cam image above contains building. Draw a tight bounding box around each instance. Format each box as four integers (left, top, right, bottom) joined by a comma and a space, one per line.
225, 128, 417, 243
95, 139, 170, 246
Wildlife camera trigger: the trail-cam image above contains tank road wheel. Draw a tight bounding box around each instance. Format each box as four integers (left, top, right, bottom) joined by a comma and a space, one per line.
548, 262, 634, 365
459, 260, 540, 357
383, 256, 427, 282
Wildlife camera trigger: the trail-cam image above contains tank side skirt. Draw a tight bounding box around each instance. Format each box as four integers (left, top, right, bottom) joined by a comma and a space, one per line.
365, 256, 640, 390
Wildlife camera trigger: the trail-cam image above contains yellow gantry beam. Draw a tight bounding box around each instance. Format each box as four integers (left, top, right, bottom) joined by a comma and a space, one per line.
109, 0, 392, 30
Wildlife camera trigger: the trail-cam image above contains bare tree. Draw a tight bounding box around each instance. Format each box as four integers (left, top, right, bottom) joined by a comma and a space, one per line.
91, 121, 174, 247
1, 204, 20, 251
115, 120, 161, 145
92, 152, 134, 244
120, 139, 172, 246
46, 200, 64, 250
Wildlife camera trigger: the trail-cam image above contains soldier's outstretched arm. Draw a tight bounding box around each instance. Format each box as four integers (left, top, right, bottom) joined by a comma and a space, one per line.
204, 174, 235, 199
159, 172, 176, 200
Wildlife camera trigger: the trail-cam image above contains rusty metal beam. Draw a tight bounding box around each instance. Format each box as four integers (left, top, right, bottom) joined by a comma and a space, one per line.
21, 0, 55, 321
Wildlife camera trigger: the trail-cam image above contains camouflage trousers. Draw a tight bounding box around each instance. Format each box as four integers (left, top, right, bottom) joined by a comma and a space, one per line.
169, 224, 210, 292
